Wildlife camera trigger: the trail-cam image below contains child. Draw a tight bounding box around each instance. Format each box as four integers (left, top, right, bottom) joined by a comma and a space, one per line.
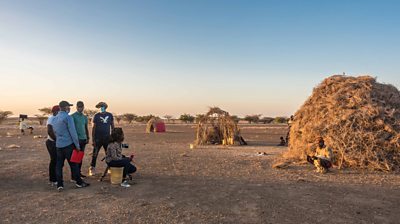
307, 137, 334, 173
277, 136, 286, 146
19, 118, 34, 135
105, 128, 136, 187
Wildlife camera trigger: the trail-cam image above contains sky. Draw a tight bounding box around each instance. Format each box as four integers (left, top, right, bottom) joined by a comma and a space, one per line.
0, 0, 399, 118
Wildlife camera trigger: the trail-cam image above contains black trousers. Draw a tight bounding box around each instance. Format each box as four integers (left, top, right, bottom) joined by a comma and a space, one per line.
56, 144, 82, 187
45, 140, 57, 182
91, 138, 109, 167
107, 158, 137, 179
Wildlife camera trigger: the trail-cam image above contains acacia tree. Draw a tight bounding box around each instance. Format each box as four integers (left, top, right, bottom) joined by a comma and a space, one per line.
179, 114, 195, 123
84, 109, 97, 123
36, 107, 52, 125
195, 114, 205, 123
136, 115, 156, 123
230, 115, 241, 123
38, 107, 52, 116
0, 111, 13, 124
260, 117, 274, 124
122, 113, 137, 124
244, 114, 261, 124
274, 117, 288, 124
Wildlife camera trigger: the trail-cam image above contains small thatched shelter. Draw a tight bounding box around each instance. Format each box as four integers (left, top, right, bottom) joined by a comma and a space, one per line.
146, 118, 166, 133
285, 75, 400, 171
195, 107, 246, 146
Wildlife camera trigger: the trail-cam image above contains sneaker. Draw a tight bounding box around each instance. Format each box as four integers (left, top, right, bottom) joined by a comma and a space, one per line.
70, 179, 76, 183
49, 181, 57, 187
57, 186, 64, 192
80, 173, 87, 178
76, 182, 90, 188
88, 167, 96, 176
121, 180, 131, 188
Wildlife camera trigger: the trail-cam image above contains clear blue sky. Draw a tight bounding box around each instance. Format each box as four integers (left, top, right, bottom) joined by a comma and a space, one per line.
0, 0, 399, 117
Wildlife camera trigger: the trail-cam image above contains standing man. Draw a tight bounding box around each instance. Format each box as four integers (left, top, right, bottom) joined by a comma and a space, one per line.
88, 102, 114, 176
71, 101, 89, 178
53, 101, 90, 191
45, 105, 60, 186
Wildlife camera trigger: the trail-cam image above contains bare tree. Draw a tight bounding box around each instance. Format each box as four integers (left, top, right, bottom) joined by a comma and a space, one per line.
122, 113, 137, 124
164, 115, 173, 123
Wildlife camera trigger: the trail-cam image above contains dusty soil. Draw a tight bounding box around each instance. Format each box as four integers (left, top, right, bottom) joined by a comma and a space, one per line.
0, 123, 399, 224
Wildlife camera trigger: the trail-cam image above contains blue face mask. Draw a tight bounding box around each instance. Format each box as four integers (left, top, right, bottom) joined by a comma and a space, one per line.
101, 106, 106, 113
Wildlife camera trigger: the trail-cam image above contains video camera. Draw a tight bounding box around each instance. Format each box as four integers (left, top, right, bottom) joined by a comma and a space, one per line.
121, 143, 129, 149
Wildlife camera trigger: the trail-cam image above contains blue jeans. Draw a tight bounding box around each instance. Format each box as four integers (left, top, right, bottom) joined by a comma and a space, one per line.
107, 158, 137, 179
56, 144, 83, 187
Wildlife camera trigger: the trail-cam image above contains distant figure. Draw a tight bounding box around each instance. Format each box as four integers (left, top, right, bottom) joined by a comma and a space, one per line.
287, 115, 294, 127
45, 105, 60, 186
278, 137, 286, 146
19, 117, 34, 135
89, 102, 114, 176
307, 137, 334, 173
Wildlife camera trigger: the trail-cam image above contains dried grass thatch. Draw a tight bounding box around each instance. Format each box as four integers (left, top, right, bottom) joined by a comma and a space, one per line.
195, 107, 247, 146
146, 118, 166, 133
286, 75, 400, 171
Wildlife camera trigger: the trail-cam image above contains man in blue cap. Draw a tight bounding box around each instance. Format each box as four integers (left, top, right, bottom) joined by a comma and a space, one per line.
53, 100, 90, 191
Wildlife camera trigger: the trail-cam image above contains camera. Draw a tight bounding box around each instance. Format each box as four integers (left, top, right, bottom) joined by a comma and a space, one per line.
121, 143, 129, 149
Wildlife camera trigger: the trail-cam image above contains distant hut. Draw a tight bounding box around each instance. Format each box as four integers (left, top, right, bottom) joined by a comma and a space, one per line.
195, 107, 247, 146
146, 118, 166, 133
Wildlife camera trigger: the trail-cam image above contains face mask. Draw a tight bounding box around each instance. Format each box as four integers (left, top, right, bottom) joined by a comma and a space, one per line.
101, 107, 106, 113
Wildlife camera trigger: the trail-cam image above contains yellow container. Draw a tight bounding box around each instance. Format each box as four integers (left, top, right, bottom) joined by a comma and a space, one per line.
110, 167, 124, 185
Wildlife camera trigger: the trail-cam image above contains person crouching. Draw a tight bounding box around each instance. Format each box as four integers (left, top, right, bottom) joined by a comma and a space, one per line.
105, 128, 136, 187
307, 137, 334, 173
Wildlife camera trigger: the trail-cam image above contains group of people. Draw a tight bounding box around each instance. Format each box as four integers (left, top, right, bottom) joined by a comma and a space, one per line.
45, 100, 137, 191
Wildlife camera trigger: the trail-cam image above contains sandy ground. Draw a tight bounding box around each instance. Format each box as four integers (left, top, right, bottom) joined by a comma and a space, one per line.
0, 123, 399, 224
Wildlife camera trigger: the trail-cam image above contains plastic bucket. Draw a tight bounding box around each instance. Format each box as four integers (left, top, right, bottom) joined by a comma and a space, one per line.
110, 167, 124, 185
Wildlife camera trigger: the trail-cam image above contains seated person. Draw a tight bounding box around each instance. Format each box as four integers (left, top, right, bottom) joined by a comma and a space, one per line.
19, 118, 34, 135
278, 136, 286, 146
105, 128, 136, 187
307, 137, 334, 173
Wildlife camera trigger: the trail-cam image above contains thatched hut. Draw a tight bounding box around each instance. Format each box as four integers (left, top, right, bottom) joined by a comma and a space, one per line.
286, 75, 400, 171
146, 118, 166, 133
195, 107, 246, 146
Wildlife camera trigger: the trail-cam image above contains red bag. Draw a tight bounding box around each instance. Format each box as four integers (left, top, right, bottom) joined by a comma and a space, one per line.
70, 149, 84, 163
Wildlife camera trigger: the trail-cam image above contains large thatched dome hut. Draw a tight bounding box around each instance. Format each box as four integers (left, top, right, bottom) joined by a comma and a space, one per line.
286, 75, 400, 171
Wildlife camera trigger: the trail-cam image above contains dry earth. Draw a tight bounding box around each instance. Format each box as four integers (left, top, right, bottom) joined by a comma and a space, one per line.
0, 123, 399, 224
